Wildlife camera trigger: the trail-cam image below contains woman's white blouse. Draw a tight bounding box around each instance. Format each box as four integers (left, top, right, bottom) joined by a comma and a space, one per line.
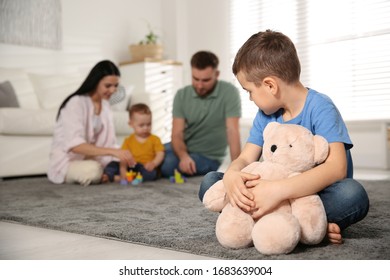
48, 95, 118, 184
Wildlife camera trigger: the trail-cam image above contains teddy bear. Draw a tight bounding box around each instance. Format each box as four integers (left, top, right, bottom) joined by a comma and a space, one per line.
203, 122, 329, 255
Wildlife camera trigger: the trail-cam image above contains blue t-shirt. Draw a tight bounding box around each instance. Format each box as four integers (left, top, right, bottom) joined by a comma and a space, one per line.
247, 88, 354, 177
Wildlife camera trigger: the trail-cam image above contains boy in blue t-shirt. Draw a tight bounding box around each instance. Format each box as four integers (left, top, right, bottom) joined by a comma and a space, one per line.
199, 30, 369, 245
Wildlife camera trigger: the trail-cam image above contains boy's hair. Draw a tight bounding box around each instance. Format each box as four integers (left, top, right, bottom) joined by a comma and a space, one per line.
232, 30, 301, 85
191, 51, 219, 70
129, 103, 151, 117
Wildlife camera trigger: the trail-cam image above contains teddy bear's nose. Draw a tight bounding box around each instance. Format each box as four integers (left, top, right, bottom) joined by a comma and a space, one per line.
271, 145, 277, 153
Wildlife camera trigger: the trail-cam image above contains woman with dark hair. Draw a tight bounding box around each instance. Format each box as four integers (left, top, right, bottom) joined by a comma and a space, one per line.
48, 60, 133, 186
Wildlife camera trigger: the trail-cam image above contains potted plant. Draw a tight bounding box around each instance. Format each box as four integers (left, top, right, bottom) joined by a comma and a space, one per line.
129, 23, 163, 62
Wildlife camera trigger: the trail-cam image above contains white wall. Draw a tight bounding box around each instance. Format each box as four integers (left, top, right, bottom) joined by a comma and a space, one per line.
171, 0, 233, 85
0, 0, 165, 74
0, 0, 233, 80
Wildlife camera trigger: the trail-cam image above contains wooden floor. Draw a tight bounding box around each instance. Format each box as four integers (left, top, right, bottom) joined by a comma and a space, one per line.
0, 222, 216, 260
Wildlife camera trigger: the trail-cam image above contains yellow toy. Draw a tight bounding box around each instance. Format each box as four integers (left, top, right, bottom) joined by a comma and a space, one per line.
119, 170, 143, 186
126, 170, 137, 182
170, 169, 186, 184
131, 172, 143, 185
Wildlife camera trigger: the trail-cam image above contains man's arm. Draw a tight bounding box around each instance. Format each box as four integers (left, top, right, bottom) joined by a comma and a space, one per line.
171, 117, 196, 174
225, 117, 241, 161
171, 117, 188, 159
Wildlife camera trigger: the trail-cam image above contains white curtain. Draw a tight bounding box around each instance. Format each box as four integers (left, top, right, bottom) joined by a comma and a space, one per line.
230, 0, 390, 121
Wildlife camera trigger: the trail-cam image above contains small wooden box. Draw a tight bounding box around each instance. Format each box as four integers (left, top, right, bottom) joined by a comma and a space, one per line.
129, 44, 163, 62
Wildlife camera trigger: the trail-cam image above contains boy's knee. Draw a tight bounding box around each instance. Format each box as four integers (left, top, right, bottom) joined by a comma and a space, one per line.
203, 171, 223, 185
342, 179, 369, 203
348, 179, 370, 217
199, 171, 223, 202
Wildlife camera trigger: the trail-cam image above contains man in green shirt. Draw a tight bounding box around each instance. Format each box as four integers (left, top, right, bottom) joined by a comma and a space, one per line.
161, 51, 241, 177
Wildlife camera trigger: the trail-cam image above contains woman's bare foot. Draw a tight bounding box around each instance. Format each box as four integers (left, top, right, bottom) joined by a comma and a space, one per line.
101, 174, 109, 183
327, 223, 343, 244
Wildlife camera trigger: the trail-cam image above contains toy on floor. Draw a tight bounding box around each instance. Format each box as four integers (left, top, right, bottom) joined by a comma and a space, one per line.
203, 122, 329, 255
131, 172, 143, 185
170, 169, 186, 184
126, 170, 137, 182
120, 171, 143, 186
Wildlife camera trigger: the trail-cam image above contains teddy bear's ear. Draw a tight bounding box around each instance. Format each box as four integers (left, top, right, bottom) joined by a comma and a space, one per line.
313, 135, 329, 164
264, 122, 280, 137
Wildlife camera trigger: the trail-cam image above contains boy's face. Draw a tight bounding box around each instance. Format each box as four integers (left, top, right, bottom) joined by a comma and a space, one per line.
129, 112, 152, 138
237, 71, 279, 115
191, 66, 219, 97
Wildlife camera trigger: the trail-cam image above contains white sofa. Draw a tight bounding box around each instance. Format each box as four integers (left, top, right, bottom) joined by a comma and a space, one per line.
0, 67, 131, 178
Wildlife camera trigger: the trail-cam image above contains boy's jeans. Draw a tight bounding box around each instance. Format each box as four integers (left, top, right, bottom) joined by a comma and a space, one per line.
199, 171, 369, 231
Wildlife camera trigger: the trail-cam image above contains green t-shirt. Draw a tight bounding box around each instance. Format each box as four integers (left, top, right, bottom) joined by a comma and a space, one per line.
172, 80, 241, 162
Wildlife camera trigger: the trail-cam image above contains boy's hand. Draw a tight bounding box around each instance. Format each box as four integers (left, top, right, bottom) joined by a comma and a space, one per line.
223, 170, 259, 211
247, 180, 285, 219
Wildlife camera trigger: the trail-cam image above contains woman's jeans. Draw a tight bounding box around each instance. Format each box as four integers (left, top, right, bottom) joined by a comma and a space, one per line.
160, 143, 221, 177
199, 171, 370, 231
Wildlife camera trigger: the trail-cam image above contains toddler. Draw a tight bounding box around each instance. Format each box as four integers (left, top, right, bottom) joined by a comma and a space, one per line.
103, 103, 164, 184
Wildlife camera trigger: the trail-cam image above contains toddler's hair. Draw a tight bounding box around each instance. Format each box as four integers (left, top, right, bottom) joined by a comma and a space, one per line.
191, 51, 219, 70
129, 103, 151, 117
232, 29, 301, 85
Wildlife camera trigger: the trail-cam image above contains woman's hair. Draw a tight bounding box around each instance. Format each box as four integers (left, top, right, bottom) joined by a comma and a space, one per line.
56, 60, 120, 120
232, 30, 301, 85
190, 51, 219, 70
129, 103, 152, 118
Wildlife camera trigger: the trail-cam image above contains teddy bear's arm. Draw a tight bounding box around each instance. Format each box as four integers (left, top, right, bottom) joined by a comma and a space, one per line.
203, 180, 229, 212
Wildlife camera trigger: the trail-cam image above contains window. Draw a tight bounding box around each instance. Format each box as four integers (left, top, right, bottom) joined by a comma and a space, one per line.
230, 0, 390, 121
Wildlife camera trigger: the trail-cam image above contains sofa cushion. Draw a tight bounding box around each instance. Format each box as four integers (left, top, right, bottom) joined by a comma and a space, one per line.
0, 108, 56, 135
0, 80, 19, 108
110, 84, 133, 112
112, 111, 132, 135
0, 68, 40, 109
0, 108, 132, 137
29, 73, 83, 110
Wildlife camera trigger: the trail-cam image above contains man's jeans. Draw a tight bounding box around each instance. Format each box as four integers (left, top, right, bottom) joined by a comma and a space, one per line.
160, 143, 221, 177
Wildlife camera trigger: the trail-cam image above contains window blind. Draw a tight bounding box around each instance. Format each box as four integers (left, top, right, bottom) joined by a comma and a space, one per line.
230, 0, 390, 121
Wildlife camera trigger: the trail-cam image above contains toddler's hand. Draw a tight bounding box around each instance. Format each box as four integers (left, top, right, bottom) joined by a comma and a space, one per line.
144, 161, 156, 172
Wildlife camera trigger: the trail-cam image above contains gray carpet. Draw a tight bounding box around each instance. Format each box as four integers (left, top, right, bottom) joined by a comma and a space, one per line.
0, 176, 389, 259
